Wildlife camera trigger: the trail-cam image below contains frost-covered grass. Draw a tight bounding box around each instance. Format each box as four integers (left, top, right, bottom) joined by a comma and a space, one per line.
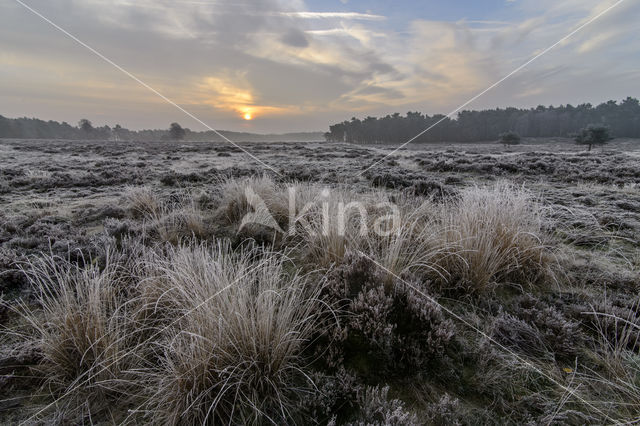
1, 139, 639, 424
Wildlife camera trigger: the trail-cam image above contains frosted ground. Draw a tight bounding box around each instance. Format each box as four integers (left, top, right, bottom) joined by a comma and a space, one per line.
0, 137, 639, 424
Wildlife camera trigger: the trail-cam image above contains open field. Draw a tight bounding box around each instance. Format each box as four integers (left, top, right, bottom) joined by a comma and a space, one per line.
1, 137, 640, 424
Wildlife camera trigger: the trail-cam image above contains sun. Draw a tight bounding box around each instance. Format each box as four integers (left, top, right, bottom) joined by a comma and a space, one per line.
243, 112, 252, 120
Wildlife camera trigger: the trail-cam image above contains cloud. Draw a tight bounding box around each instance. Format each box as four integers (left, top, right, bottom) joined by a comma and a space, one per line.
1, 0, 638, 132
277, 11, 386, 20
281, 28, 309, 47
181, 71, 307, 121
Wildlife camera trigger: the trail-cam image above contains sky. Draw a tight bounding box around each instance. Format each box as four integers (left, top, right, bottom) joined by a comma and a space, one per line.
0, 0, 638, 133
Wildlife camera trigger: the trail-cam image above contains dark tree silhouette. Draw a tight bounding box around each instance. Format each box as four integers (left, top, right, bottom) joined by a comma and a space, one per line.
324, 97, 640, 144
499, 131, 521, 148
169, 122, 186, 140
78, 119, 93, 133
575, 125, 612, 151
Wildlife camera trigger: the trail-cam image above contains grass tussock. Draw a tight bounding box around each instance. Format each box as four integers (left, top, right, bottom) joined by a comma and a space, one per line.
438, 183, 552, 291
7, 239, 327, 424
146, 196, 209, 244
139, 242, 327, 424
123, 186, 161, 218
123, 187, 210, 244
10, 248, 143, 419
214, 176, 554, 292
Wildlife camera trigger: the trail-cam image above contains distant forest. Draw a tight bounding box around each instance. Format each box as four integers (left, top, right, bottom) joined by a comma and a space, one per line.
0, 116, 323, 142
324, 97, 640, 143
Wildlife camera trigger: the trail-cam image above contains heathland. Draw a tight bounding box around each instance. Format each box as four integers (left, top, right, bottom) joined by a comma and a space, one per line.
1, 137, 639, 424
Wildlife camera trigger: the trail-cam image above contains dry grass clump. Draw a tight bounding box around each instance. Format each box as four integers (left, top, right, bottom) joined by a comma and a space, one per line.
214, 177, 552, 292
360, 197, 449, 282
9, 248, 144, 420
139, 242, 327, 425
437, 183, 551, 291
146, 197, 209, 244
217, 175, 289, 226
123, 186, 161, 218
123, 187, 209, 244
561, 301, 640, 423
294, 187, 385, 267
282, 184, 446, 276
5, 238, 327, 424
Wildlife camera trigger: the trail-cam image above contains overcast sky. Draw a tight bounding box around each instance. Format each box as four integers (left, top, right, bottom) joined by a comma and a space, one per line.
1, 0, 638, 133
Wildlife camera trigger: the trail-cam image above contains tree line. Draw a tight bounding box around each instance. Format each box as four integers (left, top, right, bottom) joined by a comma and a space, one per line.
0, 116, 323, 142
324, 97, 640, 143
0, 117, 166, 141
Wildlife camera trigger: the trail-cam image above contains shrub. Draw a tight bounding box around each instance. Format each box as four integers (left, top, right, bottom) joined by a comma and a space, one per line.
351, 385, 418, 425
424, 394, 464, 425
0, 176, 10, 194
491, 312, 550, 358
321, 255, 454, 375
168, 122, 186, 141
512, 295, 583, 359
0, 248, 27, 292
498, 131, 521, 147
300, 368, 361, 423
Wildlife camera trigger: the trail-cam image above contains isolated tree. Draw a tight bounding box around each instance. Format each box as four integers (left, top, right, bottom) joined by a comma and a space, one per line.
113, 124, 122, 141
574, 125, 612, 151
78, 119, 93, 133
498, 131, 521, 148
169, 122, 186, 140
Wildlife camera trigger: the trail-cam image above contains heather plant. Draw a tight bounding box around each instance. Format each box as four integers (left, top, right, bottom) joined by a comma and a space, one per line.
350, 385, 418, 425
511, 294, 583, 359
299, 368, 362, 423
320, 254, 454, 375
491, 312, 550, 358
0, 176, 10, 194
423, 394, 464, 425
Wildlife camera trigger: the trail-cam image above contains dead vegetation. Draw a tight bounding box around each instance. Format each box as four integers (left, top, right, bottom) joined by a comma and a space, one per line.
1, 138, 639, 424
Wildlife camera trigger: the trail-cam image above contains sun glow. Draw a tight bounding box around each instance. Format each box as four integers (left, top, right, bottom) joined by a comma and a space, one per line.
243, 112, 253, 120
